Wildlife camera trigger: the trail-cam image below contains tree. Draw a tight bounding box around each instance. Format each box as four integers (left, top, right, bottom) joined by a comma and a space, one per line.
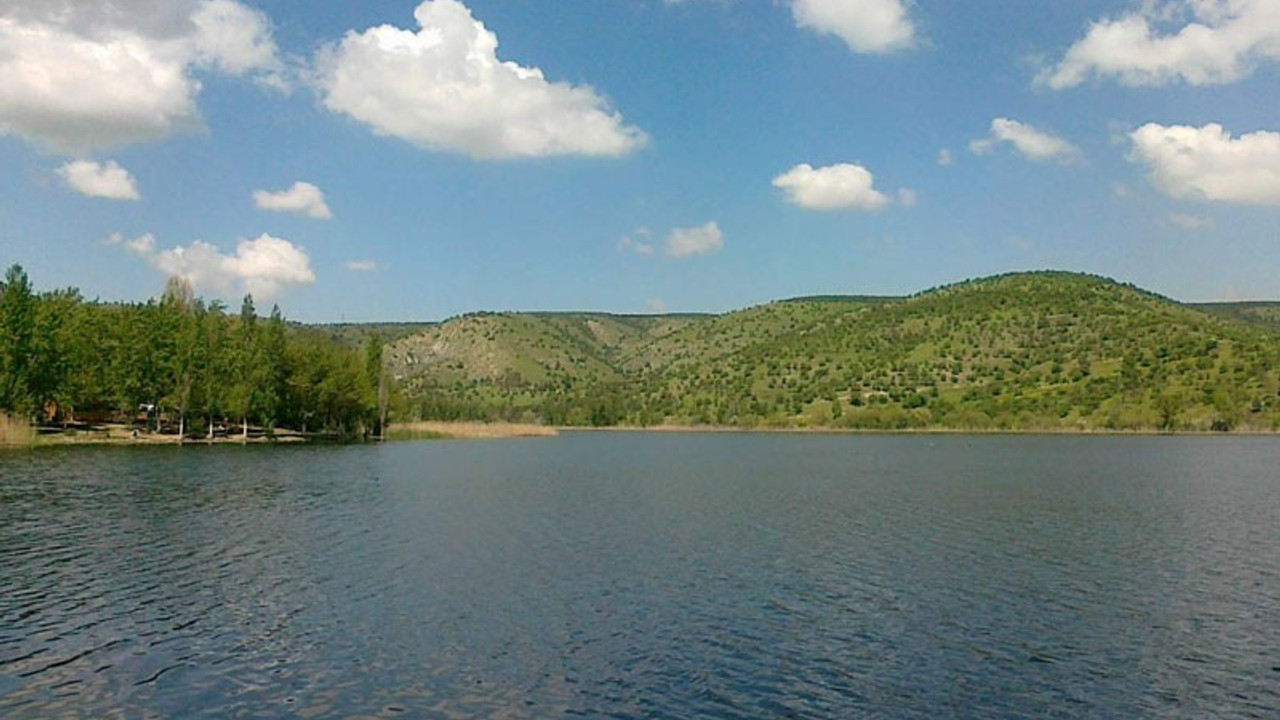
201, 302, 229, 439
0, 265, 38, 415
161, 277, 199, 440
228, 295, 260, 439
364, 334, 388, 439
258, 304, 288, 433
28, 288, 80, 420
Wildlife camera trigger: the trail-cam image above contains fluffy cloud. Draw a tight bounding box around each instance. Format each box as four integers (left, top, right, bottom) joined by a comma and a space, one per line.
58, 160, 141, 200
253, 181, 333, 219
0, 0, 282, 154
1129, 122, 1280, 205
665, 222, 724, 258
189, 0, 282, 77
772, 163, 891, 211
970, 118, 1082, 164
316, 0, 647, 159
790, 0, 915, 54
1041, 0, 1280, 88
126, 232, 316, 299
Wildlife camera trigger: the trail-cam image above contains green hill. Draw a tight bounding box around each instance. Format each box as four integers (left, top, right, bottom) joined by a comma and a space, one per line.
380, 272, 1280, 431
1191, 302, 1280, 333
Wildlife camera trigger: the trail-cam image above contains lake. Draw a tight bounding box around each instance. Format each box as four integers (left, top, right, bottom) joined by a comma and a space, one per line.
2, 433, 1278, 719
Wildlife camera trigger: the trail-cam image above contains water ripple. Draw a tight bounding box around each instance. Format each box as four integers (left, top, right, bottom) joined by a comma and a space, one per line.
1, 436, 1278, 718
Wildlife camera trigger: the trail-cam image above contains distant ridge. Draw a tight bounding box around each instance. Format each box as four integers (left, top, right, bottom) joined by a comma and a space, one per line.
364, 271, 1280, 432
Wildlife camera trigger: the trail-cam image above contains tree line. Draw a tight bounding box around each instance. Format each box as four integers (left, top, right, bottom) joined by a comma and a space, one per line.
0, 265, 386, 439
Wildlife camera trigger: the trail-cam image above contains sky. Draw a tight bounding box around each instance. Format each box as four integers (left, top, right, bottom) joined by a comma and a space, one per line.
1, 0, 1278, 322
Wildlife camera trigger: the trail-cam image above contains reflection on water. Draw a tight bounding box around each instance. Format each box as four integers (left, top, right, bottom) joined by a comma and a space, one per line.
2, 435, 1278, 719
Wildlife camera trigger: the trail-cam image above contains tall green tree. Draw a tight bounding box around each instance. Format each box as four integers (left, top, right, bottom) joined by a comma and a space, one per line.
0, 265, 37, 415
161, 277, 200, 439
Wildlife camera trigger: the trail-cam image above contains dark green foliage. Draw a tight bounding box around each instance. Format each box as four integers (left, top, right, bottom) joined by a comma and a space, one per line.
0, 265, 382, 438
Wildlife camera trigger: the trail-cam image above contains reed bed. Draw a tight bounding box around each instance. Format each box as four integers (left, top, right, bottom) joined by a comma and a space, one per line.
387, 422, 558, 440
0, 413, 36, 447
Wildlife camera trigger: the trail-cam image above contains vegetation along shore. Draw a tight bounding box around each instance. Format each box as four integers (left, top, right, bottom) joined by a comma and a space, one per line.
5, 263, 1280, 445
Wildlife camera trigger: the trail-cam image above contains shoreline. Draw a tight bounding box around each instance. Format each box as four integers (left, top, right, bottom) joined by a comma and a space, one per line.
560, 424, 1280, 437
7, 421, 1279, 450
3, 422, 314, 449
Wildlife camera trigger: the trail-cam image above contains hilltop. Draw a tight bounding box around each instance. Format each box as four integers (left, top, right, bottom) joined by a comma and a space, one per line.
377, 272, 1280, 432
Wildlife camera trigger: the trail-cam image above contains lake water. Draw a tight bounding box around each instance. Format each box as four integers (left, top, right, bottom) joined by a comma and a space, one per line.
1, 433, 1278, 719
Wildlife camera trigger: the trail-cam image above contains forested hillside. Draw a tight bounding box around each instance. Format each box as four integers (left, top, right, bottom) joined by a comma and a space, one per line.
386, 272, 1280, 431
7, 265, 1280, 436
0, 265, 383, 439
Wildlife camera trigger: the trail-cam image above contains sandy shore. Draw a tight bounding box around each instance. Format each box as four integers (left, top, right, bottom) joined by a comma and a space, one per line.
2, 423, 310, 448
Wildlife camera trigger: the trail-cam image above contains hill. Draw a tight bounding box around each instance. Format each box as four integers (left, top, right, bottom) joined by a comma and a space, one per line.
1191, 302, 1280, 333
376, 272, 1280, 431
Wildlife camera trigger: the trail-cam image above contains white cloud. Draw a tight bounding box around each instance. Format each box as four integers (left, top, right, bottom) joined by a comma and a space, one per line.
108, 232, 158, 253
665, 222, 724, 258
58, 160, 141, 200
896, 188, 918, 207
1041, 0, 1280, 88
345, 259, 378, 272
125, 232, 315, 299
316, 0, 647, 159
790, 0, 915, 54
0, 0, 282, 154
1129, 122, 1280, 205
937, 149, 954, 167
1170, 212, 1213, 229
970, 118, 1081, 164
0, 0, 200, 37
772, 162, 891, 211
190, 0, 282, 77
253, 181, 333, 219
128, 233, 158, 254
617, 228, 655, 256
646, 298, 668, 313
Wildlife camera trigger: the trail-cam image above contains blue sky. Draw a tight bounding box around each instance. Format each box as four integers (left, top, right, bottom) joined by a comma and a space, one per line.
1, 0, 1277, 322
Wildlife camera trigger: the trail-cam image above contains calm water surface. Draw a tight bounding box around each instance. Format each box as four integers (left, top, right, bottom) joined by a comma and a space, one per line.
1, 434, 1278, 719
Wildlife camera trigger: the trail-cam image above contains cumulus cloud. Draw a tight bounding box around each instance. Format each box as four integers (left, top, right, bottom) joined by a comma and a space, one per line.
0, 0, 282, 154
970, 118, 1082, 164
345, 260, 378, 272
665, 222, 724, 258
125, 232, 315, 299
790, 0, 915, 54
253, 181, 333, 219
58, 160, 141, 200
316, 0, 646, 159
190, 0, 282, 77
1041, 0, 1280, 88
1129, 122, 1280, 205
937, 149, 954, 167
772, 163, 892, 211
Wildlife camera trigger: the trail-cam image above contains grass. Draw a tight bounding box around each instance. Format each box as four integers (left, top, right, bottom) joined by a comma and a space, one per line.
386, 421, 558, 440
0, 413, 36, 448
